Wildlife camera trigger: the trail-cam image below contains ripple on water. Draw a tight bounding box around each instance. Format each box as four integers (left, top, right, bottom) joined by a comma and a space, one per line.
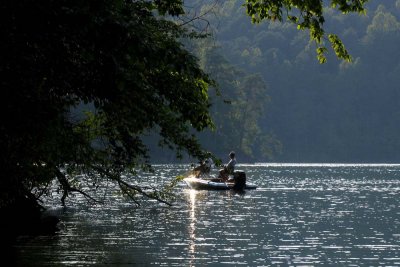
13, 164, 400, 266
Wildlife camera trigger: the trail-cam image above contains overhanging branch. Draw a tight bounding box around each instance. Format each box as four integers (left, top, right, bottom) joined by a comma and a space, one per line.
55, 169, 102, 206
91, 166, 173, 206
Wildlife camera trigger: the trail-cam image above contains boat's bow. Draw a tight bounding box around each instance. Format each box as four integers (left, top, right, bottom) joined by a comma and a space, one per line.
184, 177, 230, 190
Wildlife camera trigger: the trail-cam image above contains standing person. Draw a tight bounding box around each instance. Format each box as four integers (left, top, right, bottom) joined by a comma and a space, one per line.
219, 151, 236, 181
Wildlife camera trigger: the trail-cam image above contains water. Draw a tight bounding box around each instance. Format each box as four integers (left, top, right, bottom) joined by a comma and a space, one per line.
13, 164, 400, 266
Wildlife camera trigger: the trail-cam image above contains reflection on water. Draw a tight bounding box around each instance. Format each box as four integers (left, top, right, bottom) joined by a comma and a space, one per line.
14, 164, 400, 266
188, 189, 197, 266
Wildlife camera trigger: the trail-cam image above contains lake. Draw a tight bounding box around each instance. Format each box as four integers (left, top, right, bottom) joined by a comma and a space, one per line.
13, 164, 400, 266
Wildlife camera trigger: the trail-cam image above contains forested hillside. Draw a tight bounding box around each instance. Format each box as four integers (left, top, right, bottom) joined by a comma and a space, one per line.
177, 0, 400, 163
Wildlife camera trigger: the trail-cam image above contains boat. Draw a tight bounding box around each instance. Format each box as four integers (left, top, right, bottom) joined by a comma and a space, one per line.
183, 170, 257, 190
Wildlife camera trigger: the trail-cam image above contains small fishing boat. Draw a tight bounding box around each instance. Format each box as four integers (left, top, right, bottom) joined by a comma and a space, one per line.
183, 171, 257, 190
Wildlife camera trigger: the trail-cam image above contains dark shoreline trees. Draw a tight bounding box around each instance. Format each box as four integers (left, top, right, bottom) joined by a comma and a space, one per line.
0, 0, 215, 235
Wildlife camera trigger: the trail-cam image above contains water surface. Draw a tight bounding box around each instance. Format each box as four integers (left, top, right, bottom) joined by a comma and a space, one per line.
15, 164, 400, 266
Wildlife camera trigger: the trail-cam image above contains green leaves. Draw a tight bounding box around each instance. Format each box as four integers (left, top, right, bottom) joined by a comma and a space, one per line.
328, 34, 351, 62
317, 46, 328, 64
154, 0, 184, 16
244, 0, 368, 63
246, 0, 283, 23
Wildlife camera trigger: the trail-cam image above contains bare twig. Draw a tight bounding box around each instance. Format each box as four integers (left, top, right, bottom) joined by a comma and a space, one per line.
92, 165, 173, 206
178, 0, 221, 33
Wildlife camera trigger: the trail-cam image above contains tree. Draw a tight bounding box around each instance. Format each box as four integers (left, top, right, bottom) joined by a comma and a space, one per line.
245, 0, 369, 63
0, 0, 214, 233
194, 45, 281, 161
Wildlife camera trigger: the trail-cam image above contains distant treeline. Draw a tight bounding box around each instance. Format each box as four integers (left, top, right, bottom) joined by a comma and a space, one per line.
148, 1, 400, 163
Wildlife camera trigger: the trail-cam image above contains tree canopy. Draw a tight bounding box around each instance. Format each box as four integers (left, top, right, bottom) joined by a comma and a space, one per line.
0, 0, 215, 214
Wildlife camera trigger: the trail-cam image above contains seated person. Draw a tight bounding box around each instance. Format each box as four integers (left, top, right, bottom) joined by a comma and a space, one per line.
203, 157, 214, 174
218, 151, 236, 182
193, 154, 214, 177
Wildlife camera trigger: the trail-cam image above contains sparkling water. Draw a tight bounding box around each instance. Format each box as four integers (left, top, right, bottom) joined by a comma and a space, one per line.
14, 164, 400, 266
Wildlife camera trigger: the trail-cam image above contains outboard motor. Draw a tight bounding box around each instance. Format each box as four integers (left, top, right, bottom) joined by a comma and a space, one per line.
233, 171, 246, 191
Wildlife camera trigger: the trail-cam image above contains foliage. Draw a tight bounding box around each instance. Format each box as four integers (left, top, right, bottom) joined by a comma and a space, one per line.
193, 45, 282, 161
245, 0, 369, 62
0, 0, 214, 209
204, 1, 400, 162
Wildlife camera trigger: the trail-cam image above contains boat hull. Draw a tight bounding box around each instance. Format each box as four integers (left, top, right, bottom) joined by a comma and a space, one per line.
184, 177, 257, 190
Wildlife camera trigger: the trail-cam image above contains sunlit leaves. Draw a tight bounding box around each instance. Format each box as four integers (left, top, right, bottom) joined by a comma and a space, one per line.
317, 46, 328, 63
328, 34, 351, 62
244, 0, 369, 62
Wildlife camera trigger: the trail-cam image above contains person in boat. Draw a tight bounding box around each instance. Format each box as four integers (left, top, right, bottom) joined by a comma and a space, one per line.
193, 153, 214, 177
218, 151, 236, 181
203, 154, 214, 174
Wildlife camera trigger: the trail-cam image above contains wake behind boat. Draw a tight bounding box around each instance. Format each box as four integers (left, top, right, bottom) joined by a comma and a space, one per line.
184, 170, 257, 191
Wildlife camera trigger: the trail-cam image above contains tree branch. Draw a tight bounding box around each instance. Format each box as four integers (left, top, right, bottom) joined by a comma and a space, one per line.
91, 166, 173, 206
55, 169, 102, 206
